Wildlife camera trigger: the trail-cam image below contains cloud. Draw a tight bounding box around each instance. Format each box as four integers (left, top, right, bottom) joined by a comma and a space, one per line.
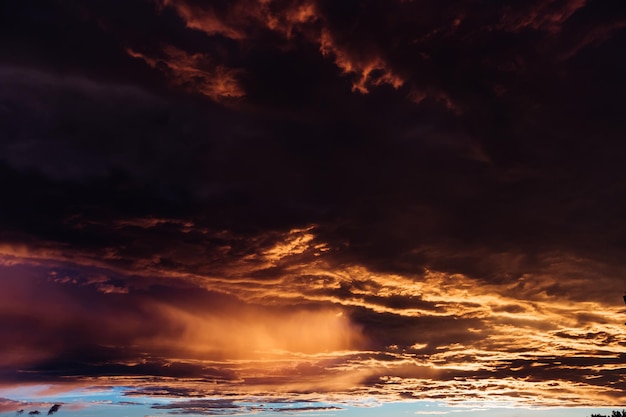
268, 405, 342, 413
152, 399, 243, 415
156, 0, 319, 40
154, 0, 409, 96
3, 245, 626, 407
0, 398, 27, 414
318, 28, 405, 94
126, 46, 245, 102
2, 0, 626, 412
156, 0, 251, 40
497, 0, 587, 33
150, 398, 342, 415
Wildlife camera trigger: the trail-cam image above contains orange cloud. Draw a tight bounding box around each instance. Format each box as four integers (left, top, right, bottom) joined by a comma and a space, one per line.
273, 2, 318, 38
143, 301, 365, 359
319, 29, 404, 94
126, 46, 244, 102
3, 224, 626, 407
157, 0, 318, 39
157, 0, 405, 95
157, 0, 251, 39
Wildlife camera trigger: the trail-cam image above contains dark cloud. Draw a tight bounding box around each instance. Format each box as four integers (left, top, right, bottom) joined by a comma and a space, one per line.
268, 405, 342, 412
2, 0, 626, 280
152, 399, 244, 415
150, 398, 342, 415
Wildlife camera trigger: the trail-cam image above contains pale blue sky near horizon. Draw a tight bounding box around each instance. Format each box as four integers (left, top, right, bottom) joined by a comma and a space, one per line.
0, 385, 620, 417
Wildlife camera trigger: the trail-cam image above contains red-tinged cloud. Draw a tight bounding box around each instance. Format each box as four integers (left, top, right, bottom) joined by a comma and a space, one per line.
156, 0, 251, 39
0, 398, 25, 413
156, 0, 407, 95
11, 0, 620, 119
497, 0, 587, 33
559, 17, 626, 60
156, 0, 318, 39
126, 46, 244, 101
318, 29, 404, 94
151, 0, 622, 110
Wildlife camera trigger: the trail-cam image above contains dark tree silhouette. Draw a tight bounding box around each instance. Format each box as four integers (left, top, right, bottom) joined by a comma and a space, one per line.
590, 411, 626, 417
47, 404, 61, 416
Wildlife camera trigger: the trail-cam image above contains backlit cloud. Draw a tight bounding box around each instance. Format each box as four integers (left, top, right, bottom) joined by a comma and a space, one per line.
126, 46, 244, 101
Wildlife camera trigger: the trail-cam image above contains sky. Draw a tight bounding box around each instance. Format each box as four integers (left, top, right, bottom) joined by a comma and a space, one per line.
1, 0, 626, 416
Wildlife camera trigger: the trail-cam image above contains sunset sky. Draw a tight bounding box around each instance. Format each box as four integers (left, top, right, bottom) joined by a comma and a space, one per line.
2, 1, 626, 416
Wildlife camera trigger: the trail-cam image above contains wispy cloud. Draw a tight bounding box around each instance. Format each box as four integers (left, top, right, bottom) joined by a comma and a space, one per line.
126, 46, 244, 102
